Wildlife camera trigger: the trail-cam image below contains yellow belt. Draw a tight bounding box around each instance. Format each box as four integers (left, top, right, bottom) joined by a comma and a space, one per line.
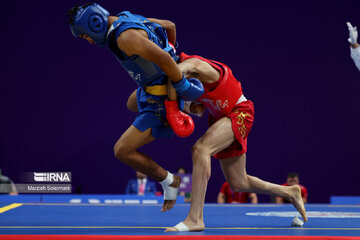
144, 85, 168, 96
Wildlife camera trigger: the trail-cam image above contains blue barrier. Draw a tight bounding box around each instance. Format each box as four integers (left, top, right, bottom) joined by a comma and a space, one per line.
330, 196, 360, 205
0, 194, 185, 204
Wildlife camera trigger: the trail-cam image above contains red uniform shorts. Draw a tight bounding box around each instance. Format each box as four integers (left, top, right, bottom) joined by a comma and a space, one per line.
209, 100, 255, 159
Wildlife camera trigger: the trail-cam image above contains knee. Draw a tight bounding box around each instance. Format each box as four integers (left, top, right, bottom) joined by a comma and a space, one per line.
191, 143, 211, 178
191, 142, 211, 163
113, 143, 131, 162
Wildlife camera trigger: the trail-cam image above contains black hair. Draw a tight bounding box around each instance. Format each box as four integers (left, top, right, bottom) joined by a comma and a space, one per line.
287, 172, 299, 178
68, 3, 95, 24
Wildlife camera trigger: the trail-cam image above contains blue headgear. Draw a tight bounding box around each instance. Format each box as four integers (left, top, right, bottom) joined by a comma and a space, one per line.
70, 3, 110, 47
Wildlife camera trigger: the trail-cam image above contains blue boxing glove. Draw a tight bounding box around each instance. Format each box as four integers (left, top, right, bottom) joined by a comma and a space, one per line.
172, 76, 204, 101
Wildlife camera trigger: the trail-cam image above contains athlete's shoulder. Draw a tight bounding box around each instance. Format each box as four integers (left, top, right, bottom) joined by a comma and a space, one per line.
117, 11, 149, 23
116, 28, 142, 46
179, 52, 212, 68
112, 11, 150, 41
179, 52, 205, 63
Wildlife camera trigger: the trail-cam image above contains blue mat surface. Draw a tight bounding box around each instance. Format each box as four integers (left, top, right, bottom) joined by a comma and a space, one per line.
0, 203, 359, 236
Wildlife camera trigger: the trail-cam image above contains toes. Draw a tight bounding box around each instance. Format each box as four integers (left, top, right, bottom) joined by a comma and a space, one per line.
164, 227, 178, 232
161, 201, 168, 212
161, 200, 170, 212
168, 200, 176, 210
162, 200, 176, 212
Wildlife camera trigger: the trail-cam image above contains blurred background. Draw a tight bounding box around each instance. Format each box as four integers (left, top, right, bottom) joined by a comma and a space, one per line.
0, 0, 359, 203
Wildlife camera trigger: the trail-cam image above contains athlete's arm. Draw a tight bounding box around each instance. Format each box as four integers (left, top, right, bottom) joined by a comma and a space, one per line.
147, 18, 176, 45
9, 181, 18, 195
118, 29, 204, 101
351, 43, 360, 49
350, 45, 360, 71
347, 22, 358, 48
118, 30, 196, 137
190, 102, 205, 117
347, 22, 360, 71
117, 29, 183, 82
217, 192, 226, 203
249, 193, 258, 204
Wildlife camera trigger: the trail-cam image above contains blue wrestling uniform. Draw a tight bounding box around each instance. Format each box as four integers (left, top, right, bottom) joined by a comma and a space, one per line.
106, 11, 177, 138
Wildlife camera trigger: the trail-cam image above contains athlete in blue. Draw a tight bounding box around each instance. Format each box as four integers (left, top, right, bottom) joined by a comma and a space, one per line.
68, 3, 204, 212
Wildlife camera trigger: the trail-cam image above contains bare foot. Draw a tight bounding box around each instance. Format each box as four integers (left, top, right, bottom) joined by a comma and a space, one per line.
165, 219, 205, 232
288, 185, 308, 222
161, 175, 181, 212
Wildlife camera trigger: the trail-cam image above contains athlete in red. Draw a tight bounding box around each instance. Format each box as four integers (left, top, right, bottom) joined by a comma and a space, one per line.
165, 53, 307, 232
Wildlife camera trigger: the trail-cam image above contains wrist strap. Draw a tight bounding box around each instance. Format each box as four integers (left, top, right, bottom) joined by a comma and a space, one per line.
172, 76, 190, 93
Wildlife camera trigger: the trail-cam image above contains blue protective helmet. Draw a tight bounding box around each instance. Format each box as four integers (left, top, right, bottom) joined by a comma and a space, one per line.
69, 3, 110, 47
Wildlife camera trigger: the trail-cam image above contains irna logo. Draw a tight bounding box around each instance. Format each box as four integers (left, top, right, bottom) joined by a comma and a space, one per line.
33, 172, 71, 182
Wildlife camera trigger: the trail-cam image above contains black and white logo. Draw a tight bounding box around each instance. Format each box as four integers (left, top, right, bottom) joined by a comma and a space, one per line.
33, 172, 71, 182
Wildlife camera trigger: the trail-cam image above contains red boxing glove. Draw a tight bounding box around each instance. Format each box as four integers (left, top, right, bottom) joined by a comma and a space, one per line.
165, 100, 195, 138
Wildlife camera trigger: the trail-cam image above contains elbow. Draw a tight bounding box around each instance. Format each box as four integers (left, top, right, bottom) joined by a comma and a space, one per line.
164, 20, 176, 44
169, 21, 176, 32
165, 20, 176, 32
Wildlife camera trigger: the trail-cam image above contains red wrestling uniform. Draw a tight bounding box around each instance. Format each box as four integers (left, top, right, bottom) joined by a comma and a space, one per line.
179, 52, 255, 159
220, 182, 252, 203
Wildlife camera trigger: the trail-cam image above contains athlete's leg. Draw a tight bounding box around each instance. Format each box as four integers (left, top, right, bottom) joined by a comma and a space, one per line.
114, 125, 180, 211
219, 154, 307, 221
114, 125, 159, 179
165, 117, 307, 232
166, 117, 235, 232
127, 89, 138, 112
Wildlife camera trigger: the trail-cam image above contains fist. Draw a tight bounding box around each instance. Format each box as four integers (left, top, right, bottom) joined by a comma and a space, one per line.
165, 100, 195, 138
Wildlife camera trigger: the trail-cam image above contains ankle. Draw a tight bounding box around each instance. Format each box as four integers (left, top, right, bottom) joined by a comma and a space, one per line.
185, 214, 203, 225
160, 171, 173, 187
284, 186, 298, 201
170, 175, 181, 188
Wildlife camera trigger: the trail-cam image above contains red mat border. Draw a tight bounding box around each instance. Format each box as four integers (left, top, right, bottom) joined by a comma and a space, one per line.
0, 236, 359, 240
